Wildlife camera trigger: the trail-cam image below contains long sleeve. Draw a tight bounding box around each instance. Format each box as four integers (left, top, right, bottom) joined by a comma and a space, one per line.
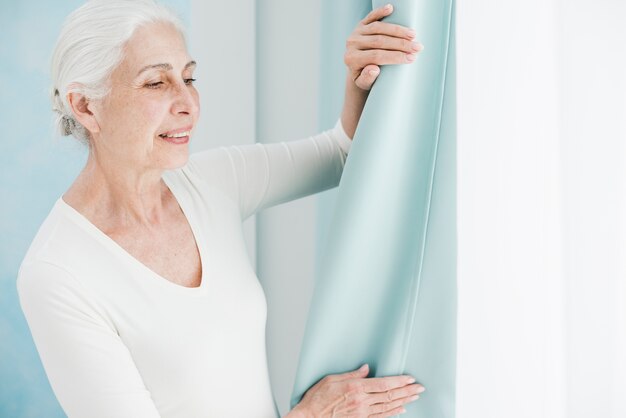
17, 261, 162, 418
186, 117, 352, 220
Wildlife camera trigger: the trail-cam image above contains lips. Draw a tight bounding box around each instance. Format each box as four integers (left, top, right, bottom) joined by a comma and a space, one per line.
158, 126, 193, 139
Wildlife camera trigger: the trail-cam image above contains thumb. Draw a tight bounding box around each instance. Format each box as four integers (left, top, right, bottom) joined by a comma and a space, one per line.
354, 65, 380, 91
326, 363, 369, 383
347, 363, 370, 379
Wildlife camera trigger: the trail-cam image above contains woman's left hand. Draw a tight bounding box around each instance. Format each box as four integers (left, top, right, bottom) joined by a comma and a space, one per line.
344, 3, 424, 91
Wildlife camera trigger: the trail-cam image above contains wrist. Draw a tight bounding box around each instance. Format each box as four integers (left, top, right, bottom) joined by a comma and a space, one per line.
284, 404, 310, 418
341, 73, 369, 139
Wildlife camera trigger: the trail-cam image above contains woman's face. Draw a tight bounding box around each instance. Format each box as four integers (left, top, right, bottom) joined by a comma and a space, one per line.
90, 21, 199, 171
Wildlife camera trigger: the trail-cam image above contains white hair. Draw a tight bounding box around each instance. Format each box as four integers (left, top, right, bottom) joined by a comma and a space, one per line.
50, 0, 186, 145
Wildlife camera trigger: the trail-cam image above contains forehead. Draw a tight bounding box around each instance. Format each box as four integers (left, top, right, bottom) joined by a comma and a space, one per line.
120, 22, 190, 73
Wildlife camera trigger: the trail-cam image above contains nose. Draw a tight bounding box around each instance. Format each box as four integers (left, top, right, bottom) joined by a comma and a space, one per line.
171, 80, 199, 118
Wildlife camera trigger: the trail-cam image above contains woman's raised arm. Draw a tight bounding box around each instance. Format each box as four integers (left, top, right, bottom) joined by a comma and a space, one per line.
186, 117, 352, 221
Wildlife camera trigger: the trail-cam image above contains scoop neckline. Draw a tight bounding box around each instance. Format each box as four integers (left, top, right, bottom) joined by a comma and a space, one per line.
55, 172, 209, 295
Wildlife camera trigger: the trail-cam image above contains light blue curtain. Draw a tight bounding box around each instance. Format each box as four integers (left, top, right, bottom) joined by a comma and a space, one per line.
292, 0, 456, 416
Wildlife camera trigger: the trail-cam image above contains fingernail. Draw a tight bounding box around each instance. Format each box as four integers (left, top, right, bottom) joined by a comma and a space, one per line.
407, 29, 416, 38
406, 53, 416, 62
360, 364, 369, 370
400, 408, 407, 414
407, 377, 416, 383
409, 394, 420, 401
369, 69, 379, 76
417, 386, 426, 393
384, 3, 393, 10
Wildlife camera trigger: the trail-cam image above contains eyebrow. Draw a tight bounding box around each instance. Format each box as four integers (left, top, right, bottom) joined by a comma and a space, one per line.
136, 60, 197, 77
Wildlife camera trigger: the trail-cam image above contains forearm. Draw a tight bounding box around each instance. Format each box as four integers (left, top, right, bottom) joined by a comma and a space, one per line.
340, 72, 370, 140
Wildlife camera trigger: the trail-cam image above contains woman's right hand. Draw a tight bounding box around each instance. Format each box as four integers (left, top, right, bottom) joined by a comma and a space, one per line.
288, 364, 425, 417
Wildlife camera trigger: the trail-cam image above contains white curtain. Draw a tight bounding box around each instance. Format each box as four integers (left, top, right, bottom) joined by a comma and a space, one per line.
457, 1, 626, 417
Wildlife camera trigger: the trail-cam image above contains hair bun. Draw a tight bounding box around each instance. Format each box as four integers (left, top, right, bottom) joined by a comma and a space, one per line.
51, 88, 72, 137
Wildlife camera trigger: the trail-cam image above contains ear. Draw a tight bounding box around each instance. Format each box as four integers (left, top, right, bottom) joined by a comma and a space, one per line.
67, 91, 101, 136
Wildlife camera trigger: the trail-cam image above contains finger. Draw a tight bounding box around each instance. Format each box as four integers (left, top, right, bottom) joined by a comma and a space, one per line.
350, 34, 424, 54
368, 393, 419, 415
366, 383, 425, 405
360, 3, 394, 26
346, 48, 419, 69
369, 404, 407, 417
359, 20, 417, 41
359, 375, 416, 392
353, 65, 380, 90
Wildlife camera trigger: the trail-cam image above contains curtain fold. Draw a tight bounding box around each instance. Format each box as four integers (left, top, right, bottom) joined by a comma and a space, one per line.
291, 1, 456, 416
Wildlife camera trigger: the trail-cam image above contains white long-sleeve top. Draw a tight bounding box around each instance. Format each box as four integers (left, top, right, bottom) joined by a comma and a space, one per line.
17, 119, 352, 418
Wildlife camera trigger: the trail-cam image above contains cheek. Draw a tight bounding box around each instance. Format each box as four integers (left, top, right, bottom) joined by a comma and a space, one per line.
99, 92, 171, 142
99, 97, 139, 137
190, 89, 201, 118
143, 105, 167, 135
125, 100, 169, 139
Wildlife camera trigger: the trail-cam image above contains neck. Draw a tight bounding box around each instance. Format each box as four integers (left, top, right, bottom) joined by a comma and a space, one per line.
63, 151, 171, 229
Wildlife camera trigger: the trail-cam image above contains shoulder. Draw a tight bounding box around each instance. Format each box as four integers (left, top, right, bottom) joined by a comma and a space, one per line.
17, 259, 78, 303
17, 200, 106, 295
18, 222, 85, 305
21, 200, 94, 267
185, 146, 241, 189
17, 245, 112, 332
165, 150, 243, 212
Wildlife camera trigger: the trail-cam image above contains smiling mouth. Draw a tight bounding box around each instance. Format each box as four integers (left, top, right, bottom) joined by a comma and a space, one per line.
159, 131, 191, 139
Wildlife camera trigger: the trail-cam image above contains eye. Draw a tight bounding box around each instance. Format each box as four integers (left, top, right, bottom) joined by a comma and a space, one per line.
145, 81, 164, 89
184, 78, 196, 86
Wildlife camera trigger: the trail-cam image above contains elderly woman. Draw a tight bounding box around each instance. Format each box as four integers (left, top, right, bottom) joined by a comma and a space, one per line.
17, 1, 425, 417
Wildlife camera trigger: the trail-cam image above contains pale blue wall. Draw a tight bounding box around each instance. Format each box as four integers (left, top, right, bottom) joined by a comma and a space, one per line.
0, 1, 189, 416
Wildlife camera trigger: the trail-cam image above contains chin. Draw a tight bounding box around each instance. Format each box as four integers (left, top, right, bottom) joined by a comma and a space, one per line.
164, 152, 189, 170
156, 146, 190, 170
155, 136, 191, 169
